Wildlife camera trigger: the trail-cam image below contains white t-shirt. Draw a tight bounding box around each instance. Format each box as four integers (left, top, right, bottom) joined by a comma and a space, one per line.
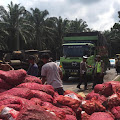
41, 62, 63, 89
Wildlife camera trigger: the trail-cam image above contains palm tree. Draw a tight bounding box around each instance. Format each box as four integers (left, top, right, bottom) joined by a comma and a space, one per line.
68, 18, 90, 33
46, 16, 69, 59
29, 8, 49, 50
0, 2, 33, 50
0, 29, 9, 50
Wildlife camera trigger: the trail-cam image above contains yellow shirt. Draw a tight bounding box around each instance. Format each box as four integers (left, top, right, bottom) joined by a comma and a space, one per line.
96, 62, 102, 73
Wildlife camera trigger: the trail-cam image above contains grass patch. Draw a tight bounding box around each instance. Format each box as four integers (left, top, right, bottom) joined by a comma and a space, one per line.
115, 76, 120, 81
116, 78, 120, 81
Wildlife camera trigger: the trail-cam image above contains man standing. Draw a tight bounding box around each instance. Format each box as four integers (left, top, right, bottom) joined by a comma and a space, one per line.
77, 56, 89, 90
92, 55, 104, 88
41, 53, 64, 95
27, 55, 39, 77
115, 57, 120, 74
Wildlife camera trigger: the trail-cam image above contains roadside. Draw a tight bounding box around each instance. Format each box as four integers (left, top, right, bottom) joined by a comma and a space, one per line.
63, 68, 118, 95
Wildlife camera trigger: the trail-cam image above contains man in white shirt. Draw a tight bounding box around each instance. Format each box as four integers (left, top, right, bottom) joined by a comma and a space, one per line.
41, 53, 64, 95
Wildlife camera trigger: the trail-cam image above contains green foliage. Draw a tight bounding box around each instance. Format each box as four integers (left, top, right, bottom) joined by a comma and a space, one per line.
0, 1, 94, 59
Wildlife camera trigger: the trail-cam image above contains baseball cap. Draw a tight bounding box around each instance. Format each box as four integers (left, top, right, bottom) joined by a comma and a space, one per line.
83, 55, 88, 59
96, 55, 101, 58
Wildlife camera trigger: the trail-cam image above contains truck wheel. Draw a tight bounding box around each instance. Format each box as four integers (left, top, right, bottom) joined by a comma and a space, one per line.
63, 74, 69, 81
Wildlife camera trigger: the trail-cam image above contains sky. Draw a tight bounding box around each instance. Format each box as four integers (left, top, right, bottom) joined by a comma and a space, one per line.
0, 0, 120, 31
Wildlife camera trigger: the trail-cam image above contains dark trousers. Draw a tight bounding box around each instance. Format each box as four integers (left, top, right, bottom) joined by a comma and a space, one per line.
116, 66, 120, 74
77, 73, 87, 89
54, 87, 64, 95
92, 73, 104, 88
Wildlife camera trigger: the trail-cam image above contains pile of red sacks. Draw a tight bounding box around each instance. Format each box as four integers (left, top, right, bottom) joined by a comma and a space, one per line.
0, 69, 120, 120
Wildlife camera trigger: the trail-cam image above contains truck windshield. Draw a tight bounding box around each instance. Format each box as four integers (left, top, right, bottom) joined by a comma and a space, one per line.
63, 45, 90, 57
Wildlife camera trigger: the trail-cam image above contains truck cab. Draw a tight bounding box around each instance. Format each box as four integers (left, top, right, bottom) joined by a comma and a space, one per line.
60, 32, 108, 80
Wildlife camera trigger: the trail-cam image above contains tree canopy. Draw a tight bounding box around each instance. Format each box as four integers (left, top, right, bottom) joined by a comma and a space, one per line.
0, 1, 120, 59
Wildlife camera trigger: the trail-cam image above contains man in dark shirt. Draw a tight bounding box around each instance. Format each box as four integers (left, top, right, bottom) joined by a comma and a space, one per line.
27, 55, 39, 77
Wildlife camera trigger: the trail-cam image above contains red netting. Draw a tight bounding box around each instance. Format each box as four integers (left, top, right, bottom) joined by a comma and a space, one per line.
0, 78, 12, 89
86, 90, 107, 103
64, 90, 83, 100
31, 90, 53, 103
94, 83, 113, 97
81, 111, 90, 120
23, 75, 42, 84
56, 104, 76, 116
0, 88, 34, 99
107, 94, 120, 109
0, 94, 35, 110
55, 95, 81, 111
17, 83, 55, 96
106, 81, 120, 93
41, 102, 66, 119
16, 103, 59, 120
111, 106, 120, 119
4, 104, 21, 111
81, 99, 106, 115
89, 112, 114, 120
65, 115, 77, 120
0, 69, 27, 86
30, 98, 42, 106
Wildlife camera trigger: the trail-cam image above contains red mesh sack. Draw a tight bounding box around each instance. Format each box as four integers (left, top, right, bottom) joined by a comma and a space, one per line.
16, 103, 59, 120
30, 98, 42, 106
94, 83, 113, 97
81, 111, 90, 120
65, 115, 77, 120
75, 107, 82, 120
0, 88, 34, 99
0, 96, 24, 107
89, 112, 114, 120
64, 90, 83, 100
55, 95, 81, 110
23, 75, 42, 84
56, 105, 76, 116
31, 90, 53, 103
0, 94, 35, 111
107, 94, 120, 109
0, 106, 19, 120
0, 78, 12, 89
106, 81, 120, 93
41, 102, 66, 119
0, 69, 27, 86
86, 91, 107, 104
53, 91, 59, 104
42, 102, 76, 118
4, 104, 21, 111
85, 90, 99, 99
111, 106, 120, 119
17, 83, 54, 96
81, 99, 106, 115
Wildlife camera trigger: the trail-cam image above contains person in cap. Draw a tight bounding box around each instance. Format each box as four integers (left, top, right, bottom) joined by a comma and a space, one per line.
41, 53, 64, 95
0, 60, 14, 71
92, 55, 104, 89
77, 55, 91, 90
27, 55, 39, 77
